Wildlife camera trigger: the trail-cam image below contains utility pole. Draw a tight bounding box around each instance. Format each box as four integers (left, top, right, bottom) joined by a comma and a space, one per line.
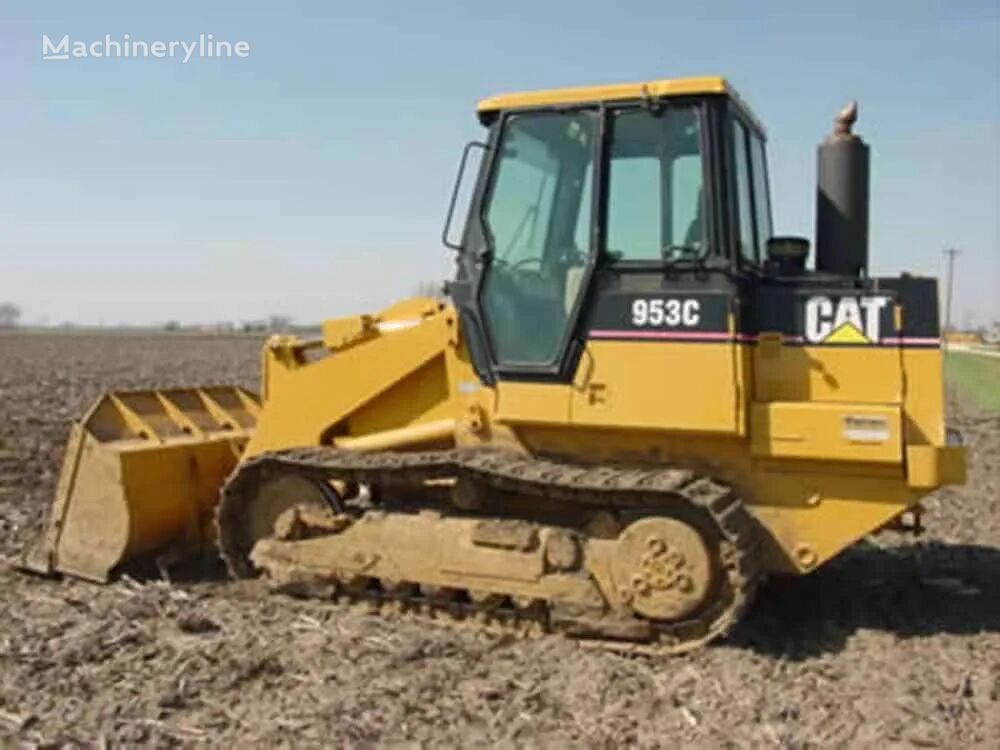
942, 247, 960, 350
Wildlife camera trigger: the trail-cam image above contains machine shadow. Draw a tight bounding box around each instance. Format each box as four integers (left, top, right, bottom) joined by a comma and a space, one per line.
121, 551, 230, 585
728, 539, 1000, 660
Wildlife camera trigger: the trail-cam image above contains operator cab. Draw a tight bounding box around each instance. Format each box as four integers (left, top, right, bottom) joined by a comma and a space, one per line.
447, 77, 773, 383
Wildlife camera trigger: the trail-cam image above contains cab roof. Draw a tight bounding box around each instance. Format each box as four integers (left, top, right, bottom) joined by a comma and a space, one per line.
477, 75, 764, 135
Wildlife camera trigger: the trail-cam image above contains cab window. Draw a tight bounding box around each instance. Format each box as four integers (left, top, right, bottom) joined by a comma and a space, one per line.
732, 119, 756, 264
480, 112, 595, 366
606, 106, 705, 262
749, 134, 772, 253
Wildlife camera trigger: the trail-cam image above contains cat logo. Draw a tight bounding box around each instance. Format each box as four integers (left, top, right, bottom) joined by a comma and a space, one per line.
804, 295, 890, 344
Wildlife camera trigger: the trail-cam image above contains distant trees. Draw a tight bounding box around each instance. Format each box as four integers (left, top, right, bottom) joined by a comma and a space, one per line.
157, 317, 294, 334
267, 315, 292, 332
237, 316, 293, 333
0, 302, 21, 328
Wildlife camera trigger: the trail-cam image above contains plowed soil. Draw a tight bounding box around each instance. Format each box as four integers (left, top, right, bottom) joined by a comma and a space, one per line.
1, 333, 997, 748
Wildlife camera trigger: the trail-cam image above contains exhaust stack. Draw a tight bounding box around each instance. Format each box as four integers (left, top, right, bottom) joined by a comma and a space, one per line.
816, 101, 870, 277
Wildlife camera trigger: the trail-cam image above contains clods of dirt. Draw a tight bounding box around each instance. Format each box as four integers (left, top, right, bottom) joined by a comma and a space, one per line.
1, 333, 997, 747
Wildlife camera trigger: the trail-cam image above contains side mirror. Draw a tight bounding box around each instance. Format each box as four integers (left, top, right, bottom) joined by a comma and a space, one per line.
442, 141, 489, 251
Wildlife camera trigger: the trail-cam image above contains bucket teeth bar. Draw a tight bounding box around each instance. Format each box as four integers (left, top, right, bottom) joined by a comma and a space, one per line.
20, 386, 258, 582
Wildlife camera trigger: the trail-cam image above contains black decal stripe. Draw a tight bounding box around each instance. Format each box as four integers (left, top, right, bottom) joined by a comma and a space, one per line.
581, 272, 940, 348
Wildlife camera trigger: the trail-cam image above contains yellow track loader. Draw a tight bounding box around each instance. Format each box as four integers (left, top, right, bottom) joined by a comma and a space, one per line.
23, 77, 966, 654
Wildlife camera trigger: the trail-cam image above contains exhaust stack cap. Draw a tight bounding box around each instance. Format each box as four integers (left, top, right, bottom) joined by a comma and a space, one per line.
815, 100, 870, 278
832, 101, 858, 139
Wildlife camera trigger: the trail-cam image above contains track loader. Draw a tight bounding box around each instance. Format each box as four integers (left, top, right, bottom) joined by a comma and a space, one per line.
23, 77, 967, 653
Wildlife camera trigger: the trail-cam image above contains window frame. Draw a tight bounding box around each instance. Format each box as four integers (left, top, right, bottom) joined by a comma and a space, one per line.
748, 130, 774, 260
464, 96, 762, 381
725, 104, 771, 272
482, 118, 560, 267
731, 117, 758, 266
474, 106, 604, 375
479, 110, 596, 267
599, 99, 716, 271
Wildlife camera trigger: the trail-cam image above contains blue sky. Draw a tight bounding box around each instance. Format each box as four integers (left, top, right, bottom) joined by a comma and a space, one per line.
1, 1, 997, 327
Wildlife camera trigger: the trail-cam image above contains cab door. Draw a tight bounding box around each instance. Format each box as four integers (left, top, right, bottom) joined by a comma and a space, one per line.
569, 103, 742, 434
477, 110, 598, 380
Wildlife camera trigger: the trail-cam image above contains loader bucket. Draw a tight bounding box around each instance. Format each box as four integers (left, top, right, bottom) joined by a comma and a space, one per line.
21, 386, 259, 582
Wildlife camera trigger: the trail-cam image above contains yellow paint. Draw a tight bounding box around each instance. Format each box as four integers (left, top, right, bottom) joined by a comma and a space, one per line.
22, 387, 256, 582
477, 75, 766, 134
477, 76, 729, 112
571, 341, 741, 433
247, 303, 468, 455
748, 489, 914, 572
900, 348, 945, 445
496, 382, 572, 425
906, 445, 966, 488
750, 401, 901, 463
320, 314, 377, 351
336, 419, 458, 452
754, 344, 902, 403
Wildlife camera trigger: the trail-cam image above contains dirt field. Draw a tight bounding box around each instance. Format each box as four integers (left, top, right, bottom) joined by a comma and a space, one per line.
1, 333, 997, 748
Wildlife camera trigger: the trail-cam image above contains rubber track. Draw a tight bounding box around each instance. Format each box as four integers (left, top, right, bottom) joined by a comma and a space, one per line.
217, 447, 761, 655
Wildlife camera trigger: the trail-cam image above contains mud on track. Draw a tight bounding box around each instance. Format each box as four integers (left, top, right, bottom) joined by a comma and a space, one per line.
1, 333, 998, 747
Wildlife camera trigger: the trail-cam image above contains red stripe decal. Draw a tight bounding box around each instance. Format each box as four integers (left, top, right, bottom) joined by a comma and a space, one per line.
589, 330, 735, 341
881, 337, 941, 346
587, 331, 941, 346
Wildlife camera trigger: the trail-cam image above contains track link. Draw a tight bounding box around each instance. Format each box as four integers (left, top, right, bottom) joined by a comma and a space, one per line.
217, 447, 761, 655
